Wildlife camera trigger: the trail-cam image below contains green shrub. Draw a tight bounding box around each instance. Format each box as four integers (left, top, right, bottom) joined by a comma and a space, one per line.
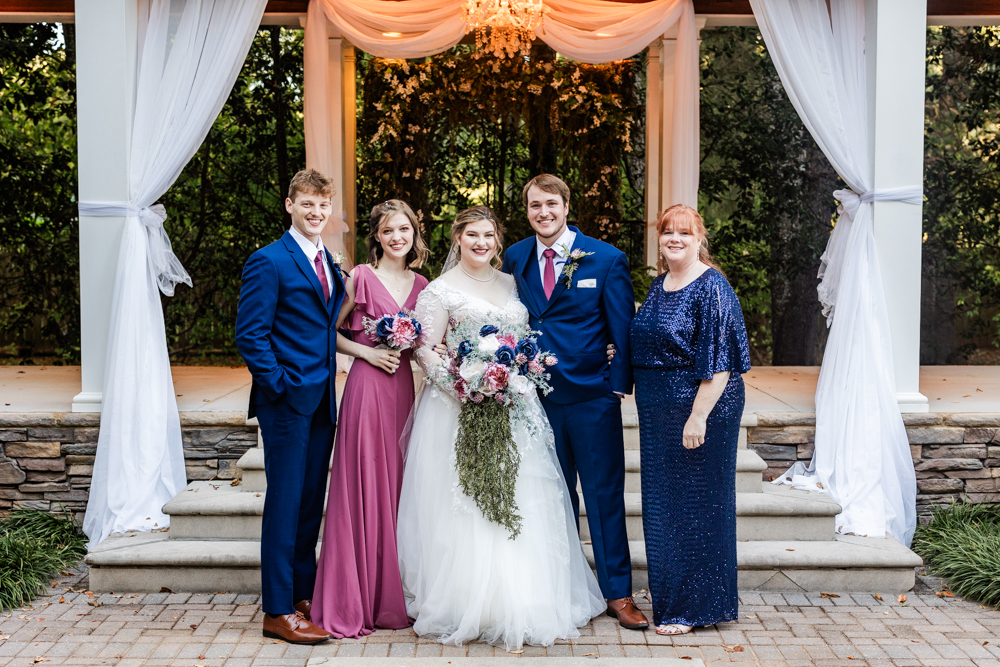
0, 509, 87, 610
912, 502, 1000, 607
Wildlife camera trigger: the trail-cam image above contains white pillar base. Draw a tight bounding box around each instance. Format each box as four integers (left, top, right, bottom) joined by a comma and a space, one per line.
897, 391, 929, 413
72, 391, 103, 413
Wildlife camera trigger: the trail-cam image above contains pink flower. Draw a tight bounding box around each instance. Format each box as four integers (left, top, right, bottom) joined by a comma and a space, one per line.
515, 353, 528, 365
482, 362, 510, 393
388, 317, 417, 348
528, 360, 544, 375
499, 334, 518, 348
453, 378, 468, 400
543, 354, 558, 366
470, 392, 485, 403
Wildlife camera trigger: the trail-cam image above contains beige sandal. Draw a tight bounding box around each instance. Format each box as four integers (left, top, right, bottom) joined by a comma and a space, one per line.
656, 623, 693, 636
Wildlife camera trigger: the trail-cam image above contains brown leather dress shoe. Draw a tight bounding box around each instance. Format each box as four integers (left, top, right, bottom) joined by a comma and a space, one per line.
262, 611, 332, 644
606, 596, 649, 630
293, 599, 312, 622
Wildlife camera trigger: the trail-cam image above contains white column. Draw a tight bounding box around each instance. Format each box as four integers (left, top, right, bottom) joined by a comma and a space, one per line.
644, 42, 662, 271
327, 33, 346, 234
343, 44, 357, 264
73, 0, 137, 412
867, 0, 929, 412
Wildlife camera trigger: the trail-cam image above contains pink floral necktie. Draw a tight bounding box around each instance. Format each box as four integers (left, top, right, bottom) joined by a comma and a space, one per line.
543, 248, 557, 300
314, 252, 329, 304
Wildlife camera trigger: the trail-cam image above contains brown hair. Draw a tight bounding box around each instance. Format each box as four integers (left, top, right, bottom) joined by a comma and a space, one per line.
451, 206, 505, 270
522, 174, 571, 207
366, 199, 430, 269
287, 168, 335, 201
656, 204, 723, 276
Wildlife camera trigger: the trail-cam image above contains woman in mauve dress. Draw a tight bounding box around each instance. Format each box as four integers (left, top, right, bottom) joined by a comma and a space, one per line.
312, 199, 429, 638
629, 204, 751, 637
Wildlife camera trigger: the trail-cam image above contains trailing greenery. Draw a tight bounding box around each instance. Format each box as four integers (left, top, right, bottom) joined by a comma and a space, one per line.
455, 399, 522, 539
355, 46, 644, 260
912, 502, 1000, 607
0, 509, 87, 610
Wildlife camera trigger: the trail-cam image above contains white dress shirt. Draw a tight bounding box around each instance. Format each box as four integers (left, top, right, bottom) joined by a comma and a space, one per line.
536, 227, 577, 286
289, 225, 334, 298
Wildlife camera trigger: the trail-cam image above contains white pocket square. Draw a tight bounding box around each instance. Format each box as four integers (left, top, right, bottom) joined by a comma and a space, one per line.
577, 279, 597, 288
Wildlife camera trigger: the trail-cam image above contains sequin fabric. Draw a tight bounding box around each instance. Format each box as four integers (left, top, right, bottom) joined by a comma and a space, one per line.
629, 268, 751, 627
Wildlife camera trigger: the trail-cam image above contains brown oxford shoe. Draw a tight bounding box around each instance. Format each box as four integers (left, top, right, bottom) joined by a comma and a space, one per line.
293, 599, 312, 622
606, 596, 649, 630
262, 611, 332, 644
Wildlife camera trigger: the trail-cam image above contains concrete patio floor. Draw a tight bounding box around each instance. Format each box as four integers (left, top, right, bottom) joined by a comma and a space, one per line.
2, 365, 999, 415
1, 564, 998, 667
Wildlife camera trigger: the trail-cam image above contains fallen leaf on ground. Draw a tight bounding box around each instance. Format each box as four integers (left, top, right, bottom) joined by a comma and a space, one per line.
509, 650, 523, 655
786, 548, 795, 551
942, 591, 954, 597
189, 624, 198, 629
32, 657, 48, 664
199, 655, 206, 660
847, 656, 855, 660
874, 594, 883, 601
816, 482, 824, 489
723, 645, 744, 652
680, 657, 693, 660
87, 602, 101, 608
820, 593, 840, 598
897, 594, 907, 603
58, 597, 65, 604
984, 641, 989, 646
76, 613, 88, 616
160, 587, 173, 593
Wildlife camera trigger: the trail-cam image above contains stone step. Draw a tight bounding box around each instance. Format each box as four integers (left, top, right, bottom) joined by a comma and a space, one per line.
583, 535, 921, 593
579, 483, 840, 542
163, 481, 264, 540
236, 447, 266, 492
87, 531, 920, 595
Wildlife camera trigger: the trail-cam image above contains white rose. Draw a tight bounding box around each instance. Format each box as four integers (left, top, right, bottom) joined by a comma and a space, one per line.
478, 334, 500, 355
508, 374, 532, 395
459, 359, 487, 384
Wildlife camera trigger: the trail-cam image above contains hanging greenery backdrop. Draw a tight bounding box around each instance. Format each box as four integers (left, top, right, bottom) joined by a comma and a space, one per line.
354, 46, 645, 271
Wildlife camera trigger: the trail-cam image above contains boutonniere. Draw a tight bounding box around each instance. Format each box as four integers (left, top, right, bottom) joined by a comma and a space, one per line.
331, 251, 348, 278
559, 245, 595, 288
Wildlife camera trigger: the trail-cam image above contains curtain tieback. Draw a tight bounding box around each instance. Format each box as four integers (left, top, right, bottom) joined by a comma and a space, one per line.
78, 201, 192, 297
833, 186, 923, 220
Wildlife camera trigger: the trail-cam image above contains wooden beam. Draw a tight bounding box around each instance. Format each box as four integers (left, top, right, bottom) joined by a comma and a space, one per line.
2, 0, 999, 21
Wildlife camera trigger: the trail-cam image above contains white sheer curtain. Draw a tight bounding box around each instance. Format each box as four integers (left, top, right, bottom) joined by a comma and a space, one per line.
81, 0, 268, 547
303, 0, 699, 226
748, 0, 917, 546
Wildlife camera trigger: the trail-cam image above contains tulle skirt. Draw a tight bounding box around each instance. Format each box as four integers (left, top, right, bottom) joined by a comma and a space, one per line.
397, 387, 605, 650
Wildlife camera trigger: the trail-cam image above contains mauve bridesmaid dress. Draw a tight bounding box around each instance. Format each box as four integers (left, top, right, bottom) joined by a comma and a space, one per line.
312, 264, 428, 638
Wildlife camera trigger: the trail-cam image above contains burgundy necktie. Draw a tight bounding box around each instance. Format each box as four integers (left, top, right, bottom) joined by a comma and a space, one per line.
543, 248, 557, 300
314, 252, 330, 304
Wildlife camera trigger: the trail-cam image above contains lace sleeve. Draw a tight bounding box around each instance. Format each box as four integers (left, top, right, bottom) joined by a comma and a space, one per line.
413, 284, 450, 379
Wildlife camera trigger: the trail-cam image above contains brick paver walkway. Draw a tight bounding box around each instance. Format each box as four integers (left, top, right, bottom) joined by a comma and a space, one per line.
1, 566, 998, 667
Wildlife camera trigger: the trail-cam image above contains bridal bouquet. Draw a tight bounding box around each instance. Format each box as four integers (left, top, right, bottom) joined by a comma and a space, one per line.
429, 320, 556, 539
363, 310, 422, 351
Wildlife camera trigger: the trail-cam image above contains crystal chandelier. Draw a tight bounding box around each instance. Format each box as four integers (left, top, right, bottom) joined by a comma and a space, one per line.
462, 0, 549, 59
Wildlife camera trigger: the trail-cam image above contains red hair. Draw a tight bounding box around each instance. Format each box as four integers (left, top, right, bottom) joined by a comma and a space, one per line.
656, 205, 722, 276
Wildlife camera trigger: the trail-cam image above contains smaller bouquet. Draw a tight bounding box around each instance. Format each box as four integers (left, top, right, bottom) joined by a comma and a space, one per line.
363, 310, 422, 351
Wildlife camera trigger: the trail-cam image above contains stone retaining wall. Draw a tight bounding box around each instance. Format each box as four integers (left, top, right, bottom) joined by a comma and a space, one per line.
0, 412, 257, 520
748, 413, 1000, 522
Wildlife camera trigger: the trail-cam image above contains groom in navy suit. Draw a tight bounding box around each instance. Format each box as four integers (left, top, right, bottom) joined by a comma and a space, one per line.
502, 174, 648, 630
236, 169, 344, 644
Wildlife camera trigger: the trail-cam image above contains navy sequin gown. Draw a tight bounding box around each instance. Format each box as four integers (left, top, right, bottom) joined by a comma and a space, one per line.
629, 268, 751, 628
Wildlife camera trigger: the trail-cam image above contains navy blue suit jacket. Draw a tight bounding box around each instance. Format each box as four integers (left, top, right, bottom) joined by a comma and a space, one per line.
235, 231, 345, 423
502, 226, 635, 404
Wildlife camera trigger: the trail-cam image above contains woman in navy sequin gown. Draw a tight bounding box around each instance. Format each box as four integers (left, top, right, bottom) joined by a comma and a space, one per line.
629, 205, 751, 636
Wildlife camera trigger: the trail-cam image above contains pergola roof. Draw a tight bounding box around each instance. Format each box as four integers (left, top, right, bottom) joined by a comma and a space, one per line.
1, 0, 999, 26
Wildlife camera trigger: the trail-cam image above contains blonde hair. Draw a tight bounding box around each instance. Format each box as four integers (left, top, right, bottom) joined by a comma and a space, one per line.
451, 206, 505, 270
366, 199, 430, 269
522, 174, 571, 207
287, 168, 334, 201
656, 204, 723, 276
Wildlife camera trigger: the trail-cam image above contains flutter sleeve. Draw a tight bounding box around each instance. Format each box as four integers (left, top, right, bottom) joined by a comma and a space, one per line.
693, 272, 752, 380
346, 265, 374, 336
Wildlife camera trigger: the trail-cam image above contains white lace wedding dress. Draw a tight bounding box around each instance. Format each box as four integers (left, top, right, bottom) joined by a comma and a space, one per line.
398, 278, 605, 650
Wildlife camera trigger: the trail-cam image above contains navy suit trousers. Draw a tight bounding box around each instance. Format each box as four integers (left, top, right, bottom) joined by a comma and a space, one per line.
255, 385, 335, 615
541, 392, 632, 600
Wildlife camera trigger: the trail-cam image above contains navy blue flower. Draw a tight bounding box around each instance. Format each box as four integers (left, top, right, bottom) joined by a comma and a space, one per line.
413, 320, 422, 336
375, 318, 393, 341
515, 338, 539, 360
479, 324, 500, 337
495, 346, 516, 366
457, 340, 474, 359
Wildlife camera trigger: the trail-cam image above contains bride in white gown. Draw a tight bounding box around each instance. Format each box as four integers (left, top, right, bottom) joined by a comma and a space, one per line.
398, 206, 605, 651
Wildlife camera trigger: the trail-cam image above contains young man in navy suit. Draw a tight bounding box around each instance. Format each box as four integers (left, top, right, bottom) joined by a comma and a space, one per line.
236, 169, 344, 644
501, 174, 648, 630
